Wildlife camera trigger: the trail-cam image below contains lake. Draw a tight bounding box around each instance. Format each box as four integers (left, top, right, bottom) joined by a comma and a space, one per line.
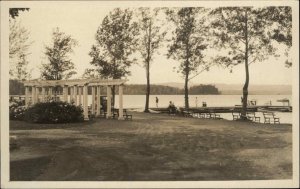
87, 94, 293, 124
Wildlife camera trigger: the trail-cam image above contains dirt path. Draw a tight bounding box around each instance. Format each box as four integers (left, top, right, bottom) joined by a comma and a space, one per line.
10, 112, 292, 181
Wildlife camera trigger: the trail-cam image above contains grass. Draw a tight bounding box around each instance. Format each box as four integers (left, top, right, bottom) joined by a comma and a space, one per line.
10, 112, 292, 181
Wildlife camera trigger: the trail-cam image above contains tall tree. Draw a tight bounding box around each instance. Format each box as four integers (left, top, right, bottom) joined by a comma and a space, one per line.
166, 7, 209, 109
89, 8, 138, 106
210, 7, 292, 119
41, 27, 78, 80
135, 8, 166, 112
9, 8, 32, 80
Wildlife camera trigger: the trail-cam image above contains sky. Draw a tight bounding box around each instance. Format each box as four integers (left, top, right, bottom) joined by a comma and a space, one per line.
9, 1, 293, 85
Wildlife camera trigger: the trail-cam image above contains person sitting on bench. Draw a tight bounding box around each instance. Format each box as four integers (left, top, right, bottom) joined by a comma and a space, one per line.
168, 101, 177, 115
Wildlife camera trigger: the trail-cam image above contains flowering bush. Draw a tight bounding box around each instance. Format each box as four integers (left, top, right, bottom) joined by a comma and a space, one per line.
24, 101, 84, 123
9, 101, 27, 120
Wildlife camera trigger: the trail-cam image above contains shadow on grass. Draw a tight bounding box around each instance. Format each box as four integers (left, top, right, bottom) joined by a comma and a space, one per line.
9, 119, 98, 130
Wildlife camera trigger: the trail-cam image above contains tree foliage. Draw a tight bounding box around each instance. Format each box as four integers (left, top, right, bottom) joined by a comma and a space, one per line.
266, 7, 292, 67
135, 7, 167, 112
14, 54, 32, 80
9, 9, 32, 80
41, 27, 78, 80
89, 8, 138, 79
9, 8, 29, 19
166, 7, 210, 109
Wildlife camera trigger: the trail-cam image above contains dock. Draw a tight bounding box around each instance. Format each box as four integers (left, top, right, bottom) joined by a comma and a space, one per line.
150, 105, 292, 113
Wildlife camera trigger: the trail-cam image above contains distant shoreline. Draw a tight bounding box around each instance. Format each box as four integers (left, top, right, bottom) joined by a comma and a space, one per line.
9, 80, 292, 96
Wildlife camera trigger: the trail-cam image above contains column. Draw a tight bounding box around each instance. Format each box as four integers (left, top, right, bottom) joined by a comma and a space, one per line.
31, 86, 36, 104
63, 85, 68, 102
25, 86, 29, 107
118, 85, 124, 120
49, 87, 53, 101
78, 86, 82, 105
36, 87, 39, 103
70, 86, 74, 104
96, 86, 101, 116
42, 87, 46, 102
106, 86, 111, 118
91, 86, 96, 115
83, 84, 89, 120
31, 86, 36, 105
74, 85, 78, 105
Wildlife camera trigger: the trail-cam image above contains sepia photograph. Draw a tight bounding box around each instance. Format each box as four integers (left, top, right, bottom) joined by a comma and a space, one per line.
1, 0, 299, 188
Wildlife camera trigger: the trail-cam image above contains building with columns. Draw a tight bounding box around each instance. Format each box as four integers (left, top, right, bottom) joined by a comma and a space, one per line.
22, 79, 127, 121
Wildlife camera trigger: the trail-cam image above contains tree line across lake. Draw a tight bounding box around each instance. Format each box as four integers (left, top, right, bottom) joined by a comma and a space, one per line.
9, 80, 220, 96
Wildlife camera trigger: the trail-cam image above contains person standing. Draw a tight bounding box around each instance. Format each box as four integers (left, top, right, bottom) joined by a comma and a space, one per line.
156, 97, 159, 108
195, 97, 198, 108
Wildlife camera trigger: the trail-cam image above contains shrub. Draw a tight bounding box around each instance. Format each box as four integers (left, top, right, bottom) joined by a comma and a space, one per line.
9, 101, 27, 120
24, 101, 84, 123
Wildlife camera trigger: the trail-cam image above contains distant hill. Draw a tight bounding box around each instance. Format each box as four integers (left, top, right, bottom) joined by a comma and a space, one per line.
215, 84, 292, 95
155, 82, 292, 95
9, 80, 219, 95
9, 80, 291, 96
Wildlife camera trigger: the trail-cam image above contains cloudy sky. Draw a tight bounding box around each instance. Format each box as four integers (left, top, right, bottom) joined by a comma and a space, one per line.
5, 1, 294, 85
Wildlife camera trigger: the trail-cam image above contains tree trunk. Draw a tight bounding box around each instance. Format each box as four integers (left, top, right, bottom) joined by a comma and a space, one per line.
184, 71, 189, 110
184, 35, 190, 110
144, 62, 150, 112
144, 20, 152, 113
241, 9, 249, 120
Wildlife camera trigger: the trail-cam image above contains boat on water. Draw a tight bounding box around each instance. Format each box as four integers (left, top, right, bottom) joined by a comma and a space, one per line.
277, 98, 290, 106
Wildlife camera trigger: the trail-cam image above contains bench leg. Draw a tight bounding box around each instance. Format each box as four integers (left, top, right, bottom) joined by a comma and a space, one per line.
255, 118, 260, 123
264, 118, 270, 124
274, 119, 280, 124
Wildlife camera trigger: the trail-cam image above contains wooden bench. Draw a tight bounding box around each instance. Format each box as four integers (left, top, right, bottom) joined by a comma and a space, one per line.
232, 111, 241, 120
193, 112, 205, 118
209, 112, 221, 119
194, 111, 220, 119
199, 113, 206, 118
123, 109, 132, 120
111, 108, 119, 119
246, 112, 260, 123
182, 110, 193, 117
263, 112, 280, 124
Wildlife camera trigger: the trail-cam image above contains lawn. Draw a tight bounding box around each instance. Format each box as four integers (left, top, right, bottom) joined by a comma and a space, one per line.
9, 112, 292, 181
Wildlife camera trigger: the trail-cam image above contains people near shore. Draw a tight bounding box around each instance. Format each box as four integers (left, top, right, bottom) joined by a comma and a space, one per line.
168, 101, 176, 114
156, 97, 159, 108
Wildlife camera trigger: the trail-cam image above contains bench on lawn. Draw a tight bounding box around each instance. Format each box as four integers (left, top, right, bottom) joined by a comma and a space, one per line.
193, 112, 206, 118
232, 111, 241, 120
198, 112, 206, 118
263, 111, 280, 124
123, 109, 132, 120
191, 111, 221, 119
99, 108, 132, 120
182, 110, 193, 117
246, 112, 260, 123
112, 108, 119, 119
208, 112, 221, 119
